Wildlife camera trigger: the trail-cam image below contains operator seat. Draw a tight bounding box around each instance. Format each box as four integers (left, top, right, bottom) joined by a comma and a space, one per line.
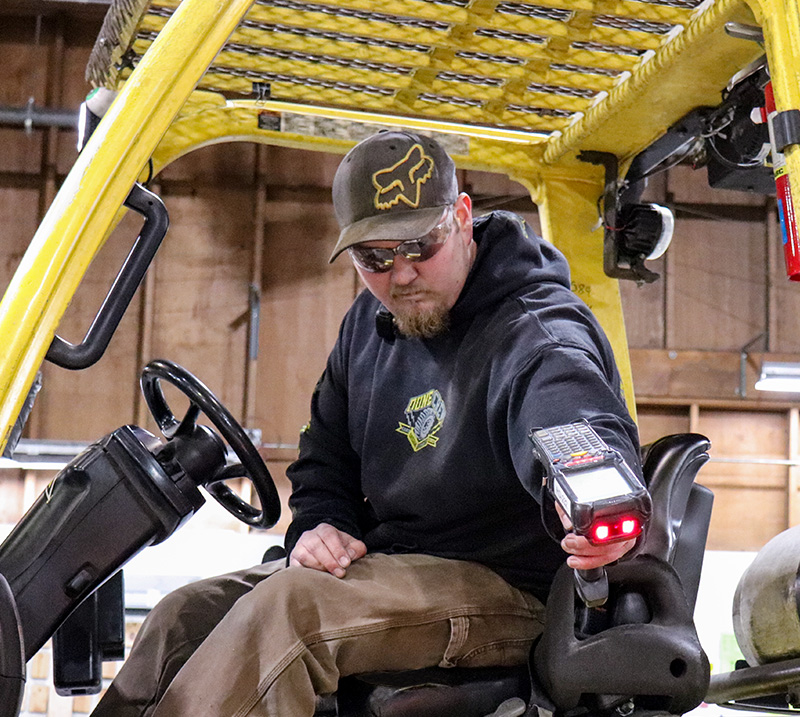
328, 433, 713, 717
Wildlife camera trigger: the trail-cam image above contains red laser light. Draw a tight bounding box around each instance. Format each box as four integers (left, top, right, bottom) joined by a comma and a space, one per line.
593, 524, 610, 541
589, 516, 642, 544
622, 519, 638, 535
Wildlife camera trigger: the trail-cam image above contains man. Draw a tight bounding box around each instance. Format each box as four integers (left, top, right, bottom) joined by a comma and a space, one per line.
92, 130, 640, 716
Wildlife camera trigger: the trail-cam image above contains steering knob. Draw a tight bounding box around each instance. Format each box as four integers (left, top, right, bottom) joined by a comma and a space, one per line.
140, 359, 281, 529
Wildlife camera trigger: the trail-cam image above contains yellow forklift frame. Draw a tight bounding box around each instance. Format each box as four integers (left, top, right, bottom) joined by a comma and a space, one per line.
0, 0, 787, 451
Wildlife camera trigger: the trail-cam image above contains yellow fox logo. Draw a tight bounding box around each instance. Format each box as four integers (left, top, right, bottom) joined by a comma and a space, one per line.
372, 144, 434, 210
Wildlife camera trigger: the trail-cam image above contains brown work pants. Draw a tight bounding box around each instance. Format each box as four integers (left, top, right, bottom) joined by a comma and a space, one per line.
91, 552, 545, 717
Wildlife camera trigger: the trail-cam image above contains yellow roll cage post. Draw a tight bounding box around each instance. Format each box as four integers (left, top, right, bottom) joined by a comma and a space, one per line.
0, 0, 256, 451
0, 0, 785, 452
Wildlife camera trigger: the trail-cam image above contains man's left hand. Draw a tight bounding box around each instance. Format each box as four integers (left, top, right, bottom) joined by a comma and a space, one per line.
555, 503, 635, 570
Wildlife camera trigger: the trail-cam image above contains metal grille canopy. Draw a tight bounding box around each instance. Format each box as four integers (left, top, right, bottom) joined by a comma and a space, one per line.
86, 0, 763, 163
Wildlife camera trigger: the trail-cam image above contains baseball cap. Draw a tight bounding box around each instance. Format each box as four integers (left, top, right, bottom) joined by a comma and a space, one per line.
329, 130, 458, 262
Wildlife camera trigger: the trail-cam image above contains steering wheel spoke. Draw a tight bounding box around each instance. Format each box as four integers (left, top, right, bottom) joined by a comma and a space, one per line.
140, 359, 281, 529
209, 462, 248, 483
174, 402, 201, 438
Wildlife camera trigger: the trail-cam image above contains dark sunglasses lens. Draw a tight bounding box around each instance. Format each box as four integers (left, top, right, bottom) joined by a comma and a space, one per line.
398, 240, 445, 263
348, 210, 453, 272
398, 241, 424, 261
350, 247, 394, 273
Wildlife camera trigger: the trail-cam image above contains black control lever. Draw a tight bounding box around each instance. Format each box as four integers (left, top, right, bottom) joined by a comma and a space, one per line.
573, 566, 610, 609
46, 182, 168, 370
534, 557, 710, 715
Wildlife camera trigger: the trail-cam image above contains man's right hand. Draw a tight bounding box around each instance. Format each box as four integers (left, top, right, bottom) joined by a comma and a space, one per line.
289, 523, 367, 578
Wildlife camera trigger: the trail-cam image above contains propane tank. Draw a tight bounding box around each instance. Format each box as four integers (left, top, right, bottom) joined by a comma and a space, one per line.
733, 524, 800, 665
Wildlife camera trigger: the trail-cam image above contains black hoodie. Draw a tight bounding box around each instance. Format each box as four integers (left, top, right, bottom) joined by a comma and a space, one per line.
286, 211, 640, 600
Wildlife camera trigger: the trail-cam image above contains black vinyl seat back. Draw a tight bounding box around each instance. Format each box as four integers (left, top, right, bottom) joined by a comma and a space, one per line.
639, 433, 712, 609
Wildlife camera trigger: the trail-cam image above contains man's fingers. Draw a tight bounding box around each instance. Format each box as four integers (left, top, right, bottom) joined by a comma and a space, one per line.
289, 524, 367, 578
567, 551, 627, 570
291, 530, 346, 576
554, 502, 573, 531
562, 533, 635, 556
561, 534, 636, 570
289, 540, 342, 576
342, 536, 367, 560
316, 524, 357, 569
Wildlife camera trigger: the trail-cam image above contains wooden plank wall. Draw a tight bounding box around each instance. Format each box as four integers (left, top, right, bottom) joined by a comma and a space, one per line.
4, 13, 800, 557
622, 166, 800, 550
0, 16, 359, 536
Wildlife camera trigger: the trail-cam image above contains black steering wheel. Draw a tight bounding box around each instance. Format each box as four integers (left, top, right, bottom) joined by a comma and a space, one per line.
140, 359, 281, 529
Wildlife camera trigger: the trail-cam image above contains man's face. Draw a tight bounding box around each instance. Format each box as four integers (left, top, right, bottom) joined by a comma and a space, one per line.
350, 194, 475, 338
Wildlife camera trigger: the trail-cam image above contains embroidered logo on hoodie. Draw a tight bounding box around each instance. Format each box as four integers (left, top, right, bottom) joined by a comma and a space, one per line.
396, 389, 446, 452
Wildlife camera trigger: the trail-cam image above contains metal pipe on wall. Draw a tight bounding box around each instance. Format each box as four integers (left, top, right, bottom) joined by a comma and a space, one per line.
0, 102, 78, 131
0, 102, 77, 130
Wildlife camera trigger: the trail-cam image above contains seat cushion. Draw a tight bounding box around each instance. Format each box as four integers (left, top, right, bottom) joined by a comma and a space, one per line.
334, 664, 530, 717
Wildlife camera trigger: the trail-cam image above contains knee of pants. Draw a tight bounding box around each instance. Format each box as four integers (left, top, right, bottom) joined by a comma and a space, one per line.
172, 572, 241, 613
144, 582, 203, 626
226, 565, 337, 632
248, 565, 327, 609
135, 574, 247, 647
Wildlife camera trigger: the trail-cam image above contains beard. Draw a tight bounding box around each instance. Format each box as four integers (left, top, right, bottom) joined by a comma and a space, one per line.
391, 300, 450, 339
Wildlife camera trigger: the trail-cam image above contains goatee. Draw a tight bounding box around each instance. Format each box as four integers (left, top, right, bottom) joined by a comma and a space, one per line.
393, 306, 450, 339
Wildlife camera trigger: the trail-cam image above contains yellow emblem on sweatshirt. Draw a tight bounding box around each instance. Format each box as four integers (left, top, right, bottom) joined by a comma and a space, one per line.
396, 389, 446, 452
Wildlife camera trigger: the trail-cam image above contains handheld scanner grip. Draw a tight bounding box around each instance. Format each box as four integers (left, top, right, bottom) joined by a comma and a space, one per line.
530, 421, 651, 546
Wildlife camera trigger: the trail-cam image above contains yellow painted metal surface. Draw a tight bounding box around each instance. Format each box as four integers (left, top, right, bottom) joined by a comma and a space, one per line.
0, 0, 255, 452
533, 167, 637, 420
545, 0, 763, 164
0, 0, 788, 441
104, 0, 765, 165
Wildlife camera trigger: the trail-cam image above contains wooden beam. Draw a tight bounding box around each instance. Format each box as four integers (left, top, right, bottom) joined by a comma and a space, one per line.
631, 348, 800, 404
38, 13, 65, 221
0, 171, 42, 190
133, 181, 158, 428
0, 0, 109, 21
689, 403, 700, 433
672, 202, 770, 223
790, 407, 800, 527
244, 149, 267, 426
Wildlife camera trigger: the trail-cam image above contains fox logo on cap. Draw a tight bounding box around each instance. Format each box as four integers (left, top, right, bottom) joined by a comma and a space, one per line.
372, 144, 434, 211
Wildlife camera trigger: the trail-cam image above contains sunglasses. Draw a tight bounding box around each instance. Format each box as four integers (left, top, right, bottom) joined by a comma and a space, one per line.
348, 207, 455, 273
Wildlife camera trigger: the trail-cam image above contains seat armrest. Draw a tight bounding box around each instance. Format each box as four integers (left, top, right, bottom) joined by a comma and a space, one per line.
671, 483, 714, 610
640, 433, 711, 563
